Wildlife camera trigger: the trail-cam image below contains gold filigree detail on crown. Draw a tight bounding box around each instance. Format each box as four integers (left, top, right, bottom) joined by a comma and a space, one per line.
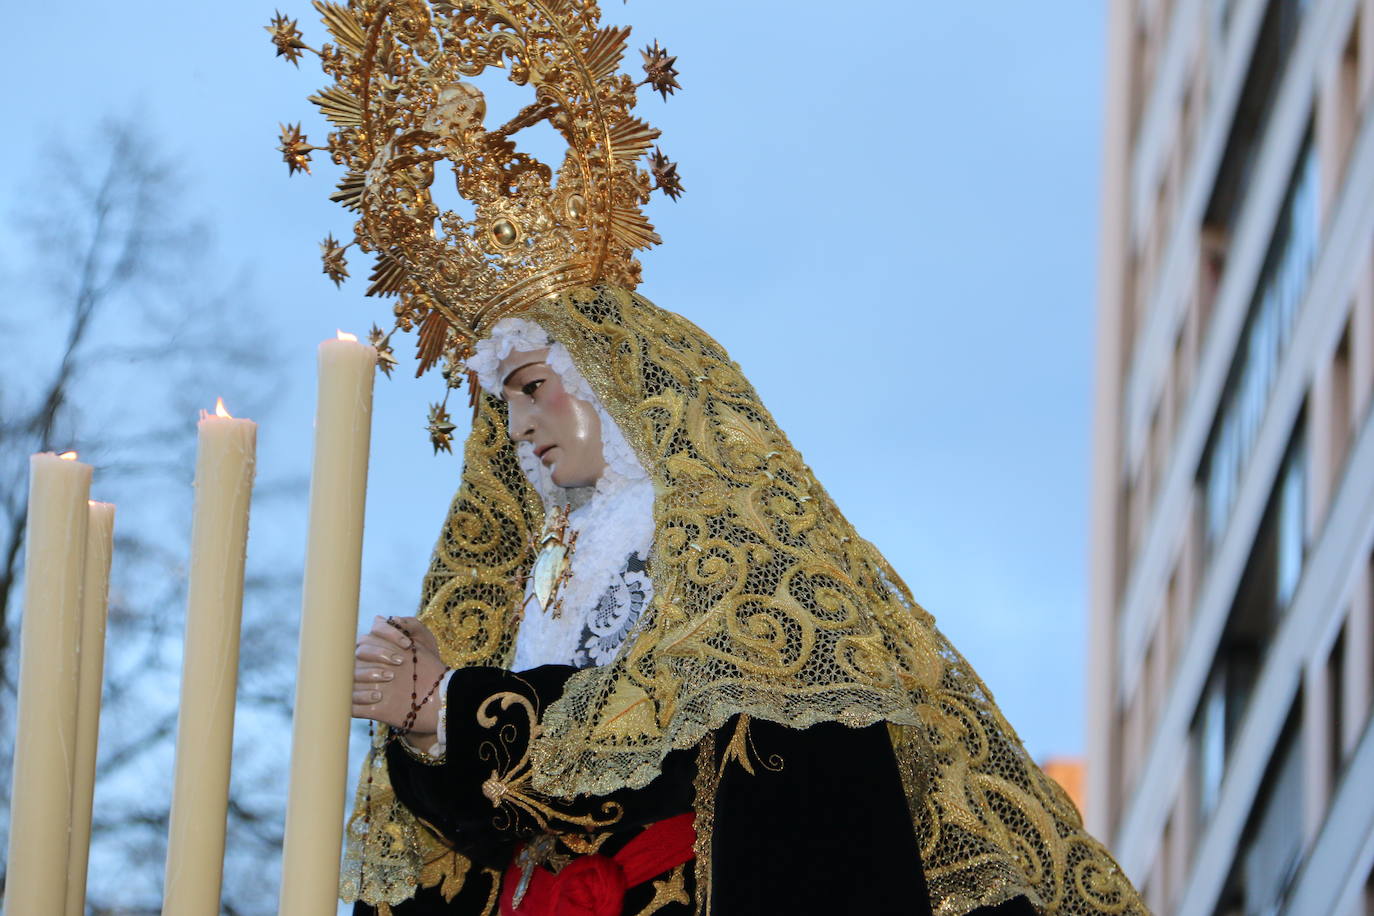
270, 0, 682, 371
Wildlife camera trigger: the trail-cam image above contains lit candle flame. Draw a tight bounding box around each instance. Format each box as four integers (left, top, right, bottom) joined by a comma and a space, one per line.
59, 451, 78, 461
337, 329, 358, 342
199, 398, 236, 422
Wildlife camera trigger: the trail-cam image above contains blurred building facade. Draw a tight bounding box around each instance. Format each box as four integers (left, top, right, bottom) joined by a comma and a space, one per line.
1089, 0, 1374, 914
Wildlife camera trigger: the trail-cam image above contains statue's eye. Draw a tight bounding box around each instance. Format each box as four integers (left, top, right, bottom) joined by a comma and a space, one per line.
521, 378, 545, 398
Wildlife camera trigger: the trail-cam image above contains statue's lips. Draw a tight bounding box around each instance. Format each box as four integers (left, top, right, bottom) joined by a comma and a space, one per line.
536, 444, 558, 462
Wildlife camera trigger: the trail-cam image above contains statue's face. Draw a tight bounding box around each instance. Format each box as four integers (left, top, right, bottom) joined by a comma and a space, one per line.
498, 348, 607, 488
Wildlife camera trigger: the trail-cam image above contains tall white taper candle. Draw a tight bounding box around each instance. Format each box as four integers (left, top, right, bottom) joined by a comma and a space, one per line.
278, 333, 376, 915
4, 452, 92, 916
162, 403, 257, 916
66, 500, 115, 916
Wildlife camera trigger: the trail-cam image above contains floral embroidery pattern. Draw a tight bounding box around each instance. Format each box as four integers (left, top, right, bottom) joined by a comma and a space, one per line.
573, 553, 652, 668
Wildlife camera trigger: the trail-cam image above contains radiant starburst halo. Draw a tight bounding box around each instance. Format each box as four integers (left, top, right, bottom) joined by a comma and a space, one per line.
269, 0, 685, 381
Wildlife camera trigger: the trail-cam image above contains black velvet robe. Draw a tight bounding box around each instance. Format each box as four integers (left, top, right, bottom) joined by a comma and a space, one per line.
354, 665, 1037, 916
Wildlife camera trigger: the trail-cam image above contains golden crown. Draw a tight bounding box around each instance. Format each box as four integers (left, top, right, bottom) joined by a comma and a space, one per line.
268, 0, 682, 388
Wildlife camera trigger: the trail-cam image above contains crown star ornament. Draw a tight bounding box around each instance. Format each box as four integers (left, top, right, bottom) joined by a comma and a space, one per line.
320, 232, 351, 285
639, 39, 680, 100
270, 0, 683, 381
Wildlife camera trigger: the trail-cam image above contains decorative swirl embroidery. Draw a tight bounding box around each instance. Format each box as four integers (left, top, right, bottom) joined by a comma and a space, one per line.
476, 689, 624, 834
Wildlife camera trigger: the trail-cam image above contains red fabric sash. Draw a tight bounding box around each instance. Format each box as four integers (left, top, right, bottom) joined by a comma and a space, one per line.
499, 813, 696, 916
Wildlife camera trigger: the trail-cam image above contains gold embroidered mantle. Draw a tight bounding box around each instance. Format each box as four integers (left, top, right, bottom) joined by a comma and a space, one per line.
343, 286, 1146, 916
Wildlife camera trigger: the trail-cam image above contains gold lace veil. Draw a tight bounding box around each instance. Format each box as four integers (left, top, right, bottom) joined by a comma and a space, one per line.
342, 285, 1146, 916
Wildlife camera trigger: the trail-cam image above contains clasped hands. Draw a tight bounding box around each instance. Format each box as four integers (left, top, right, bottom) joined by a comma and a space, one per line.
352, 615, 448, 746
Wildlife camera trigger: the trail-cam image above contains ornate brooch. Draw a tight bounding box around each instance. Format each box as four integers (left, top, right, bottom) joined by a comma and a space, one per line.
527, 504, 578, 619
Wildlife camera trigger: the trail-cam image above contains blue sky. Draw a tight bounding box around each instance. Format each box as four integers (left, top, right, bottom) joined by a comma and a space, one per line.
2, 0, 1109, 769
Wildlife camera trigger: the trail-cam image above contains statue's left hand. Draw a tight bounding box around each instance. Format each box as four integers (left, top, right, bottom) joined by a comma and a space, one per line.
352, 615, 446, 740
380, 615, 440, 658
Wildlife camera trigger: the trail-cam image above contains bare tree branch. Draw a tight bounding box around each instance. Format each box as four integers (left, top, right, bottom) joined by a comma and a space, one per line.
0, 118, 301, 914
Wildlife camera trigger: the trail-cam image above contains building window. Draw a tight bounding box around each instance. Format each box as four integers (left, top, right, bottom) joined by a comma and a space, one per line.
1275, 435, 1306, 610
1199, 225, 1227, 336
1193, 638, 1262, 825
1238, 705, 1305, 915
1200, 137, 1318, 553
1193, 422, 1306, 825
1326, 622, 1347, 780
1326, 319, 1354, 515
1198, 666, 1228, 817
1203, 0, 1310, 238
1323, 13, 1363, 197
1210, 703, 1305, 916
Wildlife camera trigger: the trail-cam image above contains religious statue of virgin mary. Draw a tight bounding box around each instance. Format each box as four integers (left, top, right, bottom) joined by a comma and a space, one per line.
267, 3, 1148, 915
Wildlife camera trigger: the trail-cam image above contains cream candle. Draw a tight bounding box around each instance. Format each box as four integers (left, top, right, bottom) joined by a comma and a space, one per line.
66, 500, 115, 916
162, 400, 257, 916
279, 331, 376, 916
4, 452, 92, 916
